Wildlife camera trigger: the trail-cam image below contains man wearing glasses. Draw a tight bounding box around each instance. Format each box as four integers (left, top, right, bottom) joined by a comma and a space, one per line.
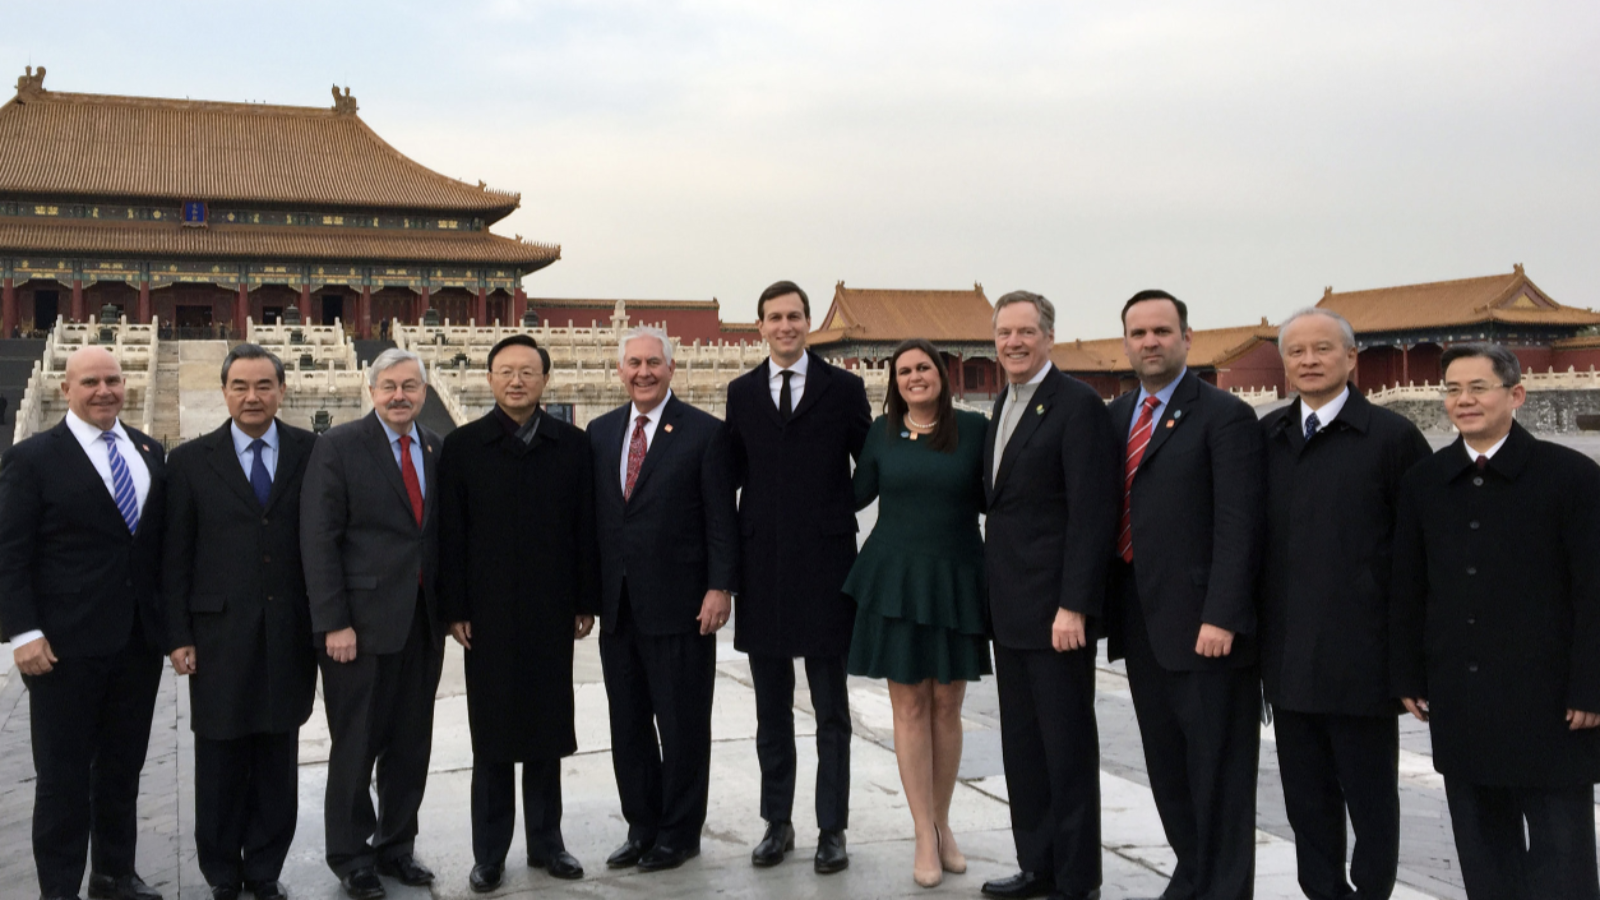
1392, 342, 1600, 899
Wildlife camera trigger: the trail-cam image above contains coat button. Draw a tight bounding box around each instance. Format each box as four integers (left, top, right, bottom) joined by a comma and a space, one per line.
1466, 566, 1477, 575
1469, 521, 1480, 530
1467, 615, 1476, 624
267, 594, 274, 602
262, 518, 270, 526
1468, 662, 1479, 673
1473, 476, 1485, 486
263, 555, 271, 563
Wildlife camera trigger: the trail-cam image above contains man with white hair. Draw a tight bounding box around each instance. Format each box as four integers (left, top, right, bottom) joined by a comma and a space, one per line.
588, 326, 739, 873
301, 348, 446, 899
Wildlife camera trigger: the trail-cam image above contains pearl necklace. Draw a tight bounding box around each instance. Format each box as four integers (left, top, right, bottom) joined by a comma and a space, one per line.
905, 412, 936, 430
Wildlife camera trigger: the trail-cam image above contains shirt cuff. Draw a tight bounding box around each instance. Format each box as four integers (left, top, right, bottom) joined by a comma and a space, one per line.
9, 630, 44, 649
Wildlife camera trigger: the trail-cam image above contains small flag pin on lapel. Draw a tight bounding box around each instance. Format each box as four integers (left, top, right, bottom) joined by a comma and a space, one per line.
1173, 409, 1183, 419
1166, 420, 1175, 428
664, 424, 674, 433
1035, 404, 1045, 414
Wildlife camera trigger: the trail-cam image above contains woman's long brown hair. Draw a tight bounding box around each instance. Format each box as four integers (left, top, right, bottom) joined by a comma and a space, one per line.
883, 338, 957, 453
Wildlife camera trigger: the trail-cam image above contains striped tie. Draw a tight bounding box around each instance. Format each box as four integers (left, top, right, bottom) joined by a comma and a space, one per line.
102, 431, 140, 534
1117, 395, 1162, 563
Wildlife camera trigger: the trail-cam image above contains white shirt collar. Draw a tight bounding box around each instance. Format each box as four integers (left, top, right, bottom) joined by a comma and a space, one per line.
630, 389, 673, 425
1466, 432, 1511, 463
1019, 362, 1052, 387
231, 420, 279, 455
65, 408, 129, 444
1301, 385, 1350, 432
770, 352, 809, 378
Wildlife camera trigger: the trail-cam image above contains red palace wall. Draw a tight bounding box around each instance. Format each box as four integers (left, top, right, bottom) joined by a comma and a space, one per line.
533, 304, 740, 344
1213, 342, 1286, 393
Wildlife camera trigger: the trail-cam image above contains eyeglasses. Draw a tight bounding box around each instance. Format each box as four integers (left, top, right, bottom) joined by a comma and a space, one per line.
1440, 382, 1511, 399
491, 368, 544, 382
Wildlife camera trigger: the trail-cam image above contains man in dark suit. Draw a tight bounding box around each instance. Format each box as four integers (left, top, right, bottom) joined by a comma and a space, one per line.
301, 348, 445, 900
588, 325, 738, 873
163, 344, 317, 900
0, 346, 166, 900
1393, 343, 1600, 899
1105, 290, 1266, 900
438, 335, 599, 893
725, 281, 870, 873
1260, 310, 1430, 900
980, 291, 1120, 900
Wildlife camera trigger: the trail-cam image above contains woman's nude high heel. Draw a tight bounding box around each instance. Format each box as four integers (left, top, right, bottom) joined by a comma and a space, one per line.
914, 829, 943, 888
937, 823, 967, 874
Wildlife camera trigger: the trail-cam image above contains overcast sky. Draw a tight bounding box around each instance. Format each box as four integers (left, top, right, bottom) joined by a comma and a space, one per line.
5, 1, 1597, 338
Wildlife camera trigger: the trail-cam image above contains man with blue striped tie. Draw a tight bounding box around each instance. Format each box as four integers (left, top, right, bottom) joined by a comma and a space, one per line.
0, 345, 168, 900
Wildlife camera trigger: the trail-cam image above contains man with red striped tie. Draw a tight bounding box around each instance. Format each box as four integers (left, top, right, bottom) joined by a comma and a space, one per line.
1105, 290, 1267, 900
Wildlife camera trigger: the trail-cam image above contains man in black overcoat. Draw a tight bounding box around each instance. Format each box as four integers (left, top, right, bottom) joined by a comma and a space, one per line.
438, 335, 600, 893
725, 281, 870, 872
1260, 310, 1430, 900
164, 345, 317, 900
588, 325, 739, 873
980, 292, 1120, 900
0, 346, 167, 900
1393, 343, 1600, 900
1105, 291, 1266, 900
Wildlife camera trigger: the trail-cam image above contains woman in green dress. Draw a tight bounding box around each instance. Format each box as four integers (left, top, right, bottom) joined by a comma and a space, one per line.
844, 338, 991, 888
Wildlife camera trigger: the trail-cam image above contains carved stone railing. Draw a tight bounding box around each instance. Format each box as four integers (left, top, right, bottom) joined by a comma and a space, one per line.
1228, 386, 1281, 406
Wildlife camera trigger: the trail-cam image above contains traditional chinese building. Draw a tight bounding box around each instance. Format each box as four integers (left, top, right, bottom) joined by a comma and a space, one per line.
0, 67, 559, 338
531, 296, 760, 344
1051, 320, 1284, 398
808, 282, 1002, 399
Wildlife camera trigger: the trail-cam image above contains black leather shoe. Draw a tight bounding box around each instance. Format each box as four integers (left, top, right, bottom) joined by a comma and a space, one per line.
751, 820, 795, 867
88, 874, 161, 900
814, 829, 849, 874
338, 868, 384, 900
529, 849, 583, 880
244, 883, 285, 900
40, 895, 83, 900
1051, 891, 1102, 900
375, 854, 433, 887
606, 839, 650, 869
636, 844, 700, 872
981, 871, 1055, 899
468, 864, 502, 893
210, 887, 240, 900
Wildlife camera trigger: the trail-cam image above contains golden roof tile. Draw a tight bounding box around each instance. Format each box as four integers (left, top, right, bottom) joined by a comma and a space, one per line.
1314, 265, 1600, 332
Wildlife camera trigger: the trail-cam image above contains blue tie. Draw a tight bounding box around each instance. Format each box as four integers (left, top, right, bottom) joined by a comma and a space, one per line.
102, 432, 140, 533
1304, 410, 1320, 442
249, 438, 272, 508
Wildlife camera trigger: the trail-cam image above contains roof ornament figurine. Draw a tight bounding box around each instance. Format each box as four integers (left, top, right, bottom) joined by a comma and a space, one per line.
15, 65, 46, 101
330, 84, 357, 116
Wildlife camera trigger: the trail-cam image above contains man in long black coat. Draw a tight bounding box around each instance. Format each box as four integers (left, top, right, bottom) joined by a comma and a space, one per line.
725, 281, 870, 872
438, 335, 599, 893
164, 345, 317, 900
1260, 310, 1430, 900
1393, 343, 1600, 899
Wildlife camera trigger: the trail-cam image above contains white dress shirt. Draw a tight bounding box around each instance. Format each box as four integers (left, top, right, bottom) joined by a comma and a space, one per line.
619, 390, 672, 493
15, 412, 154, 648
769, 352, 810, 409
379, 419, 426, 498
1465, 432, 1510, 464
1301, 386, 1350, 436
231, 420, 279, 480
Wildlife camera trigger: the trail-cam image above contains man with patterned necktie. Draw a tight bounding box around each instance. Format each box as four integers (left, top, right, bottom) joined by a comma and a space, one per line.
301, 348, 445, 900
163, 344, 318, 900
0, 346, 167, 900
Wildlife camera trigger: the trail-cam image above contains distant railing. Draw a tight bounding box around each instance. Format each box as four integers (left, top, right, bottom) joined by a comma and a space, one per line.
1367, 366, 1600, 405
426, 361, 470, 426
1228, 386, 1280, 406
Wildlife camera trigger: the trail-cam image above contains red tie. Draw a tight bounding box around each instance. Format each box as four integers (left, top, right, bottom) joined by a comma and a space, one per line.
623, 415, 648, 501
399, 434, 424, 526
1118, 396, 1162, 563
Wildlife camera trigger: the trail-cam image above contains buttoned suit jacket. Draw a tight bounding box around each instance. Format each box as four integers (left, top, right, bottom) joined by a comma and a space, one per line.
0, 418, 166, 657
1104, 370, 1266, 672
163, 419, 318, 739
983, 366, 1121, 650
300, 411, 444, 655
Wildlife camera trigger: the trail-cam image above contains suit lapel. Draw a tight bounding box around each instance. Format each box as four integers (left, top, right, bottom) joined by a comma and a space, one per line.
204, 422, 261, 510
1138, 372, 1198, 468
751, 360, 784, 429
787, 352, 831, 424
361, 412, 416, 516
420, 426, 442, 528
264, 423, 312, 514
628, 397, 682, 501
992, 370, 1060, 495
599, 406, 628, 506
54, 422, 127, 529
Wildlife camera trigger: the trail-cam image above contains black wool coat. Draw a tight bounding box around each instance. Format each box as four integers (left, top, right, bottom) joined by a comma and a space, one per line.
726, 353, 871, 658
163, 420, 318, 740
437, 409, 600, 762
1391, 422, 1600, 787
1259, 390, 1431, 716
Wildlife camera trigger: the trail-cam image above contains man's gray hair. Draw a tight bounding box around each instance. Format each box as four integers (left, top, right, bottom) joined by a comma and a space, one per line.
617, 325, 675, 366
368, 347, 428, 386
1441, 342, 1522, 386
992, 290, 1056, 333
1277, 307, 1356, 351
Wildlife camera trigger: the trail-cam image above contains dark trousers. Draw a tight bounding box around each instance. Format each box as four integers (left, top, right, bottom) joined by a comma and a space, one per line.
24, 642, 162, 897
748, 653, 851, 832
194, 730, 300, 888
470, 758, 567, 866
994, 641, 1102, 895
318, 598, 443, 876
1274, 709, 1398, 900
1121, 571, 1260, 900
598, 589, 716, 849
1444, 778, 1600, 900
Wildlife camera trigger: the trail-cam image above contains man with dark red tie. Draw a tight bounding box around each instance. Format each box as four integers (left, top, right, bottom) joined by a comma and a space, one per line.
1105, 290, 1266, 900
301, 348, 446, 900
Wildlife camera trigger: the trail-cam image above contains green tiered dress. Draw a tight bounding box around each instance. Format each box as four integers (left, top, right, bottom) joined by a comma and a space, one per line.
844, 410, 992, 685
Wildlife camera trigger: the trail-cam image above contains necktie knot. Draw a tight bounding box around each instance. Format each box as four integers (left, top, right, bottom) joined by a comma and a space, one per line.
1304, 411, 1321, 441
636, 415, 650, 428
101, 431, 116, 445
399, 434, 411, 454
778, 371, 795, 421
1476, 454, 1488, 471
249, 437, 266, 452
1142, 395, 1160, 413
247, 437, 272, 507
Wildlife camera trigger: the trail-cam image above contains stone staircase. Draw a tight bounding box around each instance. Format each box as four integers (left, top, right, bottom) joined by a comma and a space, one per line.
149, 341, 181, 447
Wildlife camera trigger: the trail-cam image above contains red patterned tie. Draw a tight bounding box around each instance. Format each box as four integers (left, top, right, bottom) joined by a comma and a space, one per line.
623, 415, 648, 501
399, 434, 424, 526
1117, 395, 1162, 563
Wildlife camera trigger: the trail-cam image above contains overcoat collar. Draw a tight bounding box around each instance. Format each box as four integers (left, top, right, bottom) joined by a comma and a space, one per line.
1270, 384, 1370, 454
481, 405, 558, 454
754, 350, 833, 428
1446, 420, 1534, 483
987, 365, 1062, 498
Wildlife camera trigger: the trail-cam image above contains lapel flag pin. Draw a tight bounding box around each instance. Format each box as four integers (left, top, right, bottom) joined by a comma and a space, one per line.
664, 423, 674, 433
1036, 404, 1045, 414
1173, 409, 1183, 419
1166, 420, 1175, 428
141, 443, 150, 452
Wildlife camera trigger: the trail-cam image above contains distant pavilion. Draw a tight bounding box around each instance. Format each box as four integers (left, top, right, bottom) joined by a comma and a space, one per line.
808, 282, 1003, 399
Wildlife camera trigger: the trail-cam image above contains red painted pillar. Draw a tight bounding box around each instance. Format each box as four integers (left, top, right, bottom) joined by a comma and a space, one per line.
2, 276, 15, 336
476, 286, 488, 325
71, 279, 85, 321
361, 284, 372, 337
419, 287, 430, 324
138, 279, 151, 325
235, 283, 249, 337
513, 284, 527, 325
299, 281, 311, 319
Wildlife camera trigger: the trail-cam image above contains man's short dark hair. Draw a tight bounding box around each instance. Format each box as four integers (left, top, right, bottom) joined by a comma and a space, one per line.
1120, 289, 1189, 332
758, 281, 810, 321
1441, 342, 1521, 386
488, 334, 550, 375
220, 343, 285, 385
